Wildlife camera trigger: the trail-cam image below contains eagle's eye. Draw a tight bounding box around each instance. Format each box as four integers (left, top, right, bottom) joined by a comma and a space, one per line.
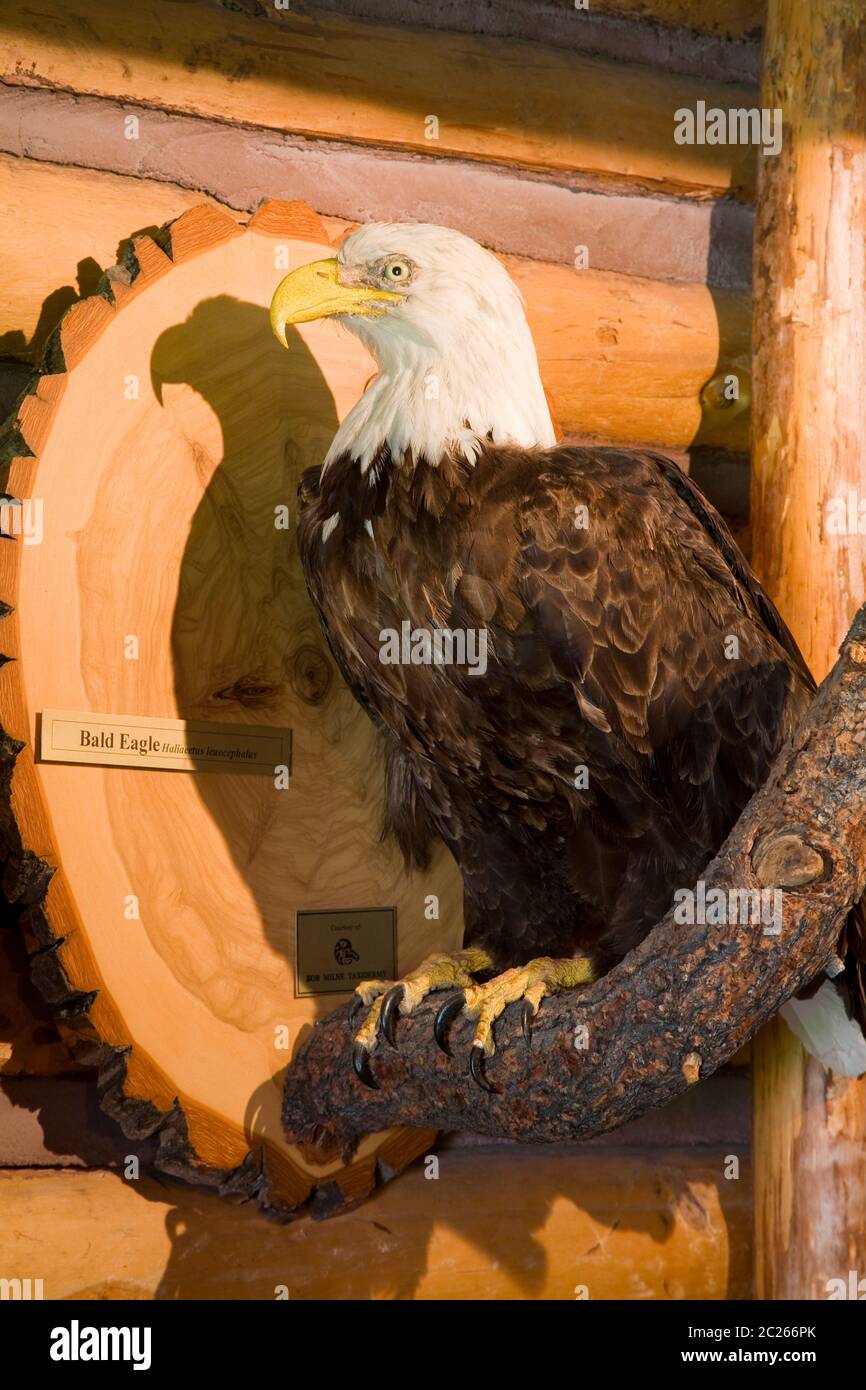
381, 257, 412, 285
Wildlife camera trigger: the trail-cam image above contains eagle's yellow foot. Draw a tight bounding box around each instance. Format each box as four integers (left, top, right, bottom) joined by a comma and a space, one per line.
348, 948, 493, 1089
434, 955, 595, 1093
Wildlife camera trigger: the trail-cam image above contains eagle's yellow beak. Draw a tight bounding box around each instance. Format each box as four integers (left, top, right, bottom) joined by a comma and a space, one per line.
269, 258, 401, 345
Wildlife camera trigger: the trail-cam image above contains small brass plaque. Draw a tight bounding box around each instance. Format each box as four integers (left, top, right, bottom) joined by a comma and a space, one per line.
296, 907, 396, 997
39, 708, 292, 776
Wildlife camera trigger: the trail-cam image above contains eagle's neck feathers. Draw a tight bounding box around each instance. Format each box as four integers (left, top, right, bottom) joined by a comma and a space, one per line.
323, 288, 556, 475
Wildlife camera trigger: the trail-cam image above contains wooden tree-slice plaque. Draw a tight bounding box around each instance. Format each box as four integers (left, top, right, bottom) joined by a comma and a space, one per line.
0, 199, 463, 1217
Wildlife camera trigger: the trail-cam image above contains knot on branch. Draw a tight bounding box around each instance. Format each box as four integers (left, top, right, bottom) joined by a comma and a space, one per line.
752, 830, 826, 889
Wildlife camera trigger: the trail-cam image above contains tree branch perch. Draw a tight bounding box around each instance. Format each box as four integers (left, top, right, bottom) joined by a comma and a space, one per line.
283, 606, 866, 1160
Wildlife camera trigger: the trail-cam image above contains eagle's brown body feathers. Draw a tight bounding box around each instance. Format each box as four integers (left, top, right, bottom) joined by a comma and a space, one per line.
298, 444, 822, 977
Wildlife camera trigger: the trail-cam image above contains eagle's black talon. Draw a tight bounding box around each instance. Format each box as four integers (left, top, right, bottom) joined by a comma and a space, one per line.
521, 999, 534, 1045
469, 1044, 497, 1093
348, 994, 365, 1025
434, 993, 465, 1055
352, 1042, 379, 1089
379, 984, 404, 1046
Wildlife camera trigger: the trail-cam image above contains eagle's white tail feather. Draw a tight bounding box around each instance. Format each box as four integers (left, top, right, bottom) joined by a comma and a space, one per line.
780, 980, 866, 1077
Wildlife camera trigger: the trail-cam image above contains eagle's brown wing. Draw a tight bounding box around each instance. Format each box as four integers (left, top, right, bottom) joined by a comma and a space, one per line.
508, 447, 812, 825
641, 451, 814, 689
619, 454, 866, 1033
510, 447, 866, 1018
445, 443, 814, 958
355, 440, 818, 959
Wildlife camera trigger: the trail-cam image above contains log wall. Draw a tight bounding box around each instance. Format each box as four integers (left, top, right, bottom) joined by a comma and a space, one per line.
0, 0, 760, 1299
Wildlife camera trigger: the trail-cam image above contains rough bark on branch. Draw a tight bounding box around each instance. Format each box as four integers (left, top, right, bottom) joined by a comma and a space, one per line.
283, 606, 866, 1159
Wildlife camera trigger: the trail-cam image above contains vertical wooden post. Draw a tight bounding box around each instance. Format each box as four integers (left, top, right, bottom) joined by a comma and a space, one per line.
751, 0, 866, 1300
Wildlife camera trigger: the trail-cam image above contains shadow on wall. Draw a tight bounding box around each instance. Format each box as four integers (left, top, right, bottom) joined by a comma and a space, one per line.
134, 1141, 752, 1299
687, 195, 753, 548
0, 231, 162, 423
0, 258, 104, 364
151, 293, 356, 986
150, 294, 387, 1183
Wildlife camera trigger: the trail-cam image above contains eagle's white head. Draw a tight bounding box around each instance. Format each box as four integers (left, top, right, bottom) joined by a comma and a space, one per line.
270, 222, 556, 474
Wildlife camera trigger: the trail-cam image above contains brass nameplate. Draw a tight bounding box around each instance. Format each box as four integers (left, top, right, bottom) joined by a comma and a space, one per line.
39, 708, 292, 776
296, 908, 396, 997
